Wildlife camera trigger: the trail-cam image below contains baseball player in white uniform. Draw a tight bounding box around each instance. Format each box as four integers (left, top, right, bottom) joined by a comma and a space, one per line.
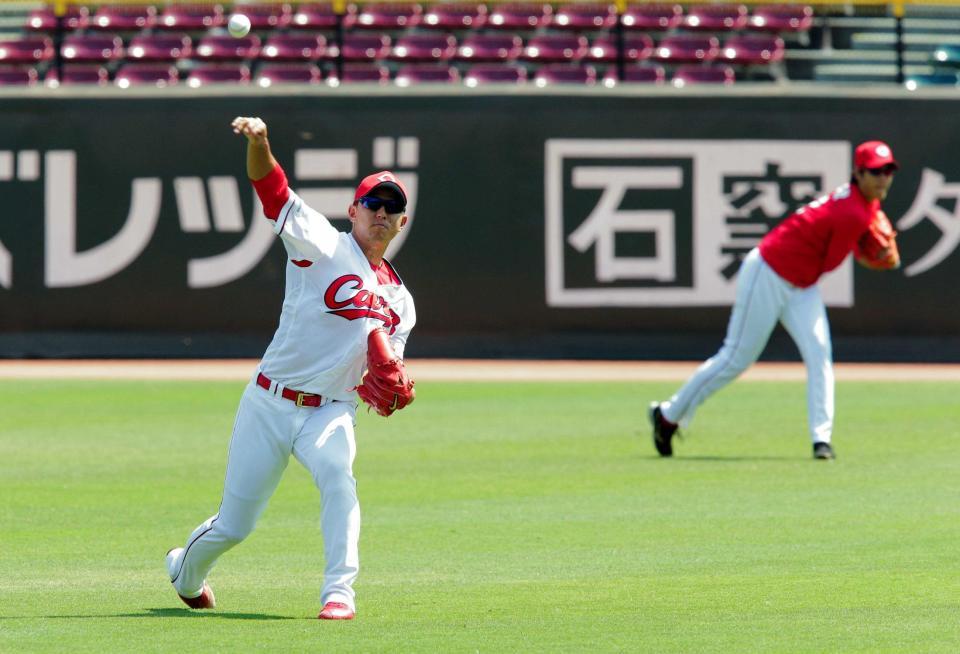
165, 116, 416, 620
650, 141, 901, 460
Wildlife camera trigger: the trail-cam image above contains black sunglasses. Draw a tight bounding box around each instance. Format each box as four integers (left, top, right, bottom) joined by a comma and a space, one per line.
357, 195, 405, 214
865, 165, 897, 176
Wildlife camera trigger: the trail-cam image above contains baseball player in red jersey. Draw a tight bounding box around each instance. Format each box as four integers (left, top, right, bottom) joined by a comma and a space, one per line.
165, 117, 416, 619
650, 141, 901, 460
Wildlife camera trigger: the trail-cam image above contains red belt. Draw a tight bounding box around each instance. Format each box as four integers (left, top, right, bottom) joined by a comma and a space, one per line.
256, 372, 323, 407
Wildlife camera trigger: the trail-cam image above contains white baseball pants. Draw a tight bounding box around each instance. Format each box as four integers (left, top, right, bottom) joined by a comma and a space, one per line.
661, 248, 834, 444
169, 379, 360, 609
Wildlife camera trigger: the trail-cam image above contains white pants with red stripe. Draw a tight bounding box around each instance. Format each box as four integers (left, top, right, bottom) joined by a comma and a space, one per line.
661, 248, 834, 444
168, 380, 360, 609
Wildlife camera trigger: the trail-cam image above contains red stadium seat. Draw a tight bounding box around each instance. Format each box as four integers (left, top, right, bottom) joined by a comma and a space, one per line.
654, 35, 721, 63
683, 5, 749, 32
114, 63, 180, 87
522, 34, 589, 63
463, 63, 527, 86
46, 64, 110, 86
234, 3, 293, 30
89, 5, 158, 31
603, 63, 666, 86
126, 34, 192, 62
326, 63, 390, 85
337, 34, 391, 61
721, 35, 785, 65
259, 34, 326, 61
395, 64, 460, 85
421, 3, 488, 29
390, 34, 457, 63
621, 4, 683, 31
672, 64, 735, 86
0, 37, 55, 65
455, 34, 524, 62
60, 34, 124, 64
487, 4, 553, 30
157, 4, 225, 31
533, 63, 597, 86
587, 34, 654, 63
290, 3, 345, 29
186, 64, 251, 87
0, 66, 39, 86
194, 35, 261, 62
346, 3, 423, 30
25, 6, 89, 32
255, 62, 323, 86
748, 5, 814, 33
550, 3, 618, 31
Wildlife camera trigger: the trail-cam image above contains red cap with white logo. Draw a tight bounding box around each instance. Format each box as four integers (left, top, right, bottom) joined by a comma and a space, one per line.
353, 171, 408, 207
854, 141, 899, 170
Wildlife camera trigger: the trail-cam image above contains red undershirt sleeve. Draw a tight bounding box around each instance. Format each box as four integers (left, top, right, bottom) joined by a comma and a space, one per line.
251, 163, 290, 221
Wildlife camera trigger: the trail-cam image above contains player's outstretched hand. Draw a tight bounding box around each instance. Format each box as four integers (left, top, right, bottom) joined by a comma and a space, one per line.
231, 116, 268, 146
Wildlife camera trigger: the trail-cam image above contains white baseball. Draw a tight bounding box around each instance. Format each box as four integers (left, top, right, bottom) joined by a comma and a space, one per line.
227, 13, 251, 38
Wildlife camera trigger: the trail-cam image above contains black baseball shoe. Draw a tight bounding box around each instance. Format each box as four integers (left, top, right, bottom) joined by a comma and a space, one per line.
649, 402, 678, 457
812, 441, 835, 460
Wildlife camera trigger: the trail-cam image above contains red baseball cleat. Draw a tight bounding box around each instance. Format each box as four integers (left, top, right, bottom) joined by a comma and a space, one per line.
318, 601, 355, 620
177, 582, 216, 609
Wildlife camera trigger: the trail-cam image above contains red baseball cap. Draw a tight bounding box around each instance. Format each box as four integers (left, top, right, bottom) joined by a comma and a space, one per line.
854, 141, 899, 170
353, 171, 408, 207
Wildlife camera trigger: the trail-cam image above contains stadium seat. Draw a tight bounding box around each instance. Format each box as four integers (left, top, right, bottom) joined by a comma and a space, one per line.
587, 34, 654, 63
157, 4, 226, 30
653, 35, 720, 63
0, 37, 55, 65
89, 5, 158, 31
550, 3, 618, 31
931, 45, 960, 69
672, 64, 735, 86
487, 4, 553, 30
721, 35, 785, 65
194, 35, 261, 61
25, 5, 89, 31
338, 33, 391, 61
185, 64, 251, 87
259, 33, 326, 61
114, 63, 180, 87
683, 4, 749, 32
522, 34, 589, 63
126, 34, 193, 62
621, 4, 683, 31
0, 66, 39, 86
533, 63, 597, 86
421, 3, 488, 29
347, 3, 423, 30
390, 34, 458, 62
904, 72, 958, 90
463, 63, 527, 86
602, 63, 666, 86
290, 3, 345, 29
46, 65, 111, 86
255, 62, 323, 86
395, 64, 460, 85
455, 34, 523, 62
748, 5, 814, 33
61, 34, 124, 64
325, 63, 390, 85
235, 3, 293, 30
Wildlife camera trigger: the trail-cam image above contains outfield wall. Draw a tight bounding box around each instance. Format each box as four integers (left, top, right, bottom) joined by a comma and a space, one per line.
1, 88, 959, 360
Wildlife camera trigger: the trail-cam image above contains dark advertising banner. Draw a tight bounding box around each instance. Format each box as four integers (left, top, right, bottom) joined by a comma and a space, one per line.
1, 93, 958, 360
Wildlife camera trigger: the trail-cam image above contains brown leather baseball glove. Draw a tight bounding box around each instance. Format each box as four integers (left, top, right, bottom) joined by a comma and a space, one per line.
856, 210, 901, 270
357, 328, 415, 417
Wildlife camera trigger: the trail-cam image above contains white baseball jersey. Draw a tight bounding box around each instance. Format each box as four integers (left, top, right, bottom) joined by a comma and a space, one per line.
259, 189, 416, 400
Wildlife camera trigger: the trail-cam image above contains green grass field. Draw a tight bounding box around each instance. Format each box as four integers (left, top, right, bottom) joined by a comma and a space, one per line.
1, 378, 958, 653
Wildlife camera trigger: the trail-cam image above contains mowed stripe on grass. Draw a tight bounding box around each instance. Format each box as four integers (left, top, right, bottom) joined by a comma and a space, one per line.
0, 379, 957, 653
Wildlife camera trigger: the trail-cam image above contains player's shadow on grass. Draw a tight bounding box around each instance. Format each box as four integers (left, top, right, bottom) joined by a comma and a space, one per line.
644, 455, 798, 462
134, 608, 300, 620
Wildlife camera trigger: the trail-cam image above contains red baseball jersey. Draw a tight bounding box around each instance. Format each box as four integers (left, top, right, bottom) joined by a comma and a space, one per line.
758, 182, 879, 288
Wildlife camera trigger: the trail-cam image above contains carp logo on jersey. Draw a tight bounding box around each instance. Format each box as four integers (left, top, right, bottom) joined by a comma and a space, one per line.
324, 274, 401, 333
